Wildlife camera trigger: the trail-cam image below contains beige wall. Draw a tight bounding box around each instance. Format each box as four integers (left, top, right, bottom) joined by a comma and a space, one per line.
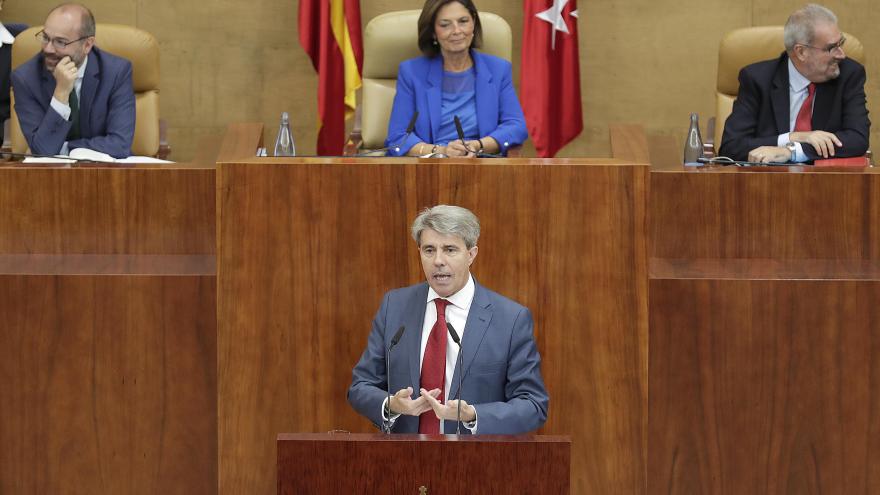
5, 1, 878, 160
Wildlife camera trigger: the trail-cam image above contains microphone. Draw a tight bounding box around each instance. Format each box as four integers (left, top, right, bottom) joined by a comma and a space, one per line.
446, 322, 464, 435
355, 111, 419, 157
697, 156, 792, 167
0, 151, 87, 163
384, 325, 407, 434
452, 115, 476, 155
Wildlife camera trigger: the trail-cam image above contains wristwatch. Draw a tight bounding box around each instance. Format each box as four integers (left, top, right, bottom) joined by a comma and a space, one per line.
785, 141, 797, 160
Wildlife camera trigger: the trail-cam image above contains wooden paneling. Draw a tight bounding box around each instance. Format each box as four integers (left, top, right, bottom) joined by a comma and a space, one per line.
0, 275, 217, 495
0, 167, 215, 255
217, 159, 649, 495
650, 170, 880, 260
277, 433, 571, 494
648, 278, 880, 495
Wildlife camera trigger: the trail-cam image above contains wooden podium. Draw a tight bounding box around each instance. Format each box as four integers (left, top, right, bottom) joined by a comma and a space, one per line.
277, 433, 571, 494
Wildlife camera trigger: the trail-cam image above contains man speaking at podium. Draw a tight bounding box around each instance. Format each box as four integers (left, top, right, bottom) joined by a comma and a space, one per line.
348, 205, 549, 435
12, 3, 134, 158
719, 4, 869, 164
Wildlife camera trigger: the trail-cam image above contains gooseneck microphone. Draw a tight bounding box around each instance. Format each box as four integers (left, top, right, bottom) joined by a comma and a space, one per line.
384, 325, 407, 434
446, 322, 464, 435
0, 151, 87, 163
396, 111, 420, 153
452, 115, 475, 156
356, 111, 419, 157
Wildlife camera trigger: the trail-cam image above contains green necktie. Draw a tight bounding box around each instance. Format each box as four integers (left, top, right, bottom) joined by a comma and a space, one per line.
67, 90, 80, 141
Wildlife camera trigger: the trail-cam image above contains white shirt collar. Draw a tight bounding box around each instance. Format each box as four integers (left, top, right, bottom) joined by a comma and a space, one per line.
788, 57, 812, 93
426, 273, 476, 311
0, 24, 15, 46
77, 55, 89, 80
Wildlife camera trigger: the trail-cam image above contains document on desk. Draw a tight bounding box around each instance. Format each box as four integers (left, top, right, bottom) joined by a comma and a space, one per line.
23, 148, 174, 164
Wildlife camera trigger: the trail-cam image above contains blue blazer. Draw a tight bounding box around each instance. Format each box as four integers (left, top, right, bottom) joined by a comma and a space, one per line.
12, 46, 135, 158
348, 280, 549, 434
385, 50, 528, 156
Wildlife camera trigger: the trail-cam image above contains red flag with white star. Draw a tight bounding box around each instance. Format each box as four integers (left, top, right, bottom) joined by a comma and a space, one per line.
521, 0, 583, 157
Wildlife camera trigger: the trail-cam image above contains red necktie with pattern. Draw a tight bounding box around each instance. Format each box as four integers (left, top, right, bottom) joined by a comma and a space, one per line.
419, 298, 449, 434
794, 83, 816, 132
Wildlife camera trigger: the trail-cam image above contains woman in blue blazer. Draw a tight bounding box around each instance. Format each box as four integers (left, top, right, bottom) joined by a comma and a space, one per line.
385, 0, 527, 157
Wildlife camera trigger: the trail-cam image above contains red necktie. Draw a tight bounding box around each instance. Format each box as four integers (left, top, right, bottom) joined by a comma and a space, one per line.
419, 298, 449, 434
794, 83, 816, 132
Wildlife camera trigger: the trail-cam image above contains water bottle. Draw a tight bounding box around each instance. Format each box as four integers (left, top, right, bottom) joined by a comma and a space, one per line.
273, 112, 296, 157
683, 113, 703, 166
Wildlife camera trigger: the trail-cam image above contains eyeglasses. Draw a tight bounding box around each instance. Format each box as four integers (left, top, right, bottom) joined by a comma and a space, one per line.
35, 30, 91, 50
797, 35, 846, 54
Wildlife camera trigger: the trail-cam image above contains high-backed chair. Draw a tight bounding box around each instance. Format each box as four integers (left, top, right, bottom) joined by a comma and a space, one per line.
709, 25, 864, 154
10, 24, 169, 158
346, 9, 513, 155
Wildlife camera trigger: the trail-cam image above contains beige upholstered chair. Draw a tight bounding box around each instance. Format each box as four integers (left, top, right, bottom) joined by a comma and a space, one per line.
709, 25, 864, 154
10, 24, 169, 158
345, 9, 513, 154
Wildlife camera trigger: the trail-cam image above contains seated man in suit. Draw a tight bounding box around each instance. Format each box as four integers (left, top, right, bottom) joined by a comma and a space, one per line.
1, 0, 27, 144
719, 4, 869, 163
11, 3, 134, 158
348, 205, 549, 435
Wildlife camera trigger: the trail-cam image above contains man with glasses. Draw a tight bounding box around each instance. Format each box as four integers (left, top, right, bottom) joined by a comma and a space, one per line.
719, 4, 869, 163
11, 3, 134, 158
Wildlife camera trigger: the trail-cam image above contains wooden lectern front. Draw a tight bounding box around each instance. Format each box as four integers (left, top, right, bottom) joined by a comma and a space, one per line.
277, 433, 571, 494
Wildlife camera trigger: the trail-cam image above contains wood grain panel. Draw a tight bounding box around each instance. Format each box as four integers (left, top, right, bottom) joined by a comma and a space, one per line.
0, 275, 217, 494
217, 159, 649, 495
0, 167, 215, 255
650, 170, 880, 260
277, 433, 571, 494
648, 279, 880, 495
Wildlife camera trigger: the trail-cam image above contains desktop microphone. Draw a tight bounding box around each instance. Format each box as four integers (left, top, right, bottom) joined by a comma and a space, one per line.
697, 156, 792, 167
446, 322, 464, 435
0, 151, 87, 163
354, 111, 419, 157
452, 115, 501, 157
452, 115, 475, 156
384, 325, 407, 434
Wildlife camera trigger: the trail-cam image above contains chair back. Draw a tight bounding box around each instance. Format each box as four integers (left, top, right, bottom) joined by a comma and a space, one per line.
10, 24, 161, 156
714, 25, 863, 151
360, 9, 512, 149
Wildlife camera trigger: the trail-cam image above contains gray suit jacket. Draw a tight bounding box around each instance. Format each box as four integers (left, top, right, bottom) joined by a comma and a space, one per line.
347, 280, 549, 434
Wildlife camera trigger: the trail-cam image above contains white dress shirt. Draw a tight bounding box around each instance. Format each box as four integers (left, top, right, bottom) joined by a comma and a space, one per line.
49, 55, 88, 155
0, 24, 15, 46
384, 274, 479, 433
776, 58, 813, 162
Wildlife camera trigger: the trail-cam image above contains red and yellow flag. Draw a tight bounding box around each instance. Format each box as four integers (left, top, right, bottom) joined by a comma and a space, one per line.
299, 0, 363, 155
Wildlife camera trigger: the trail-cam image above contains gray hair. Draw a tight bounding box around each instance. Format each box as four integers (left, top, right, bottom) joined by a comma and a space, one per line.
784, 4, 838, 52
411, 205, 480, 249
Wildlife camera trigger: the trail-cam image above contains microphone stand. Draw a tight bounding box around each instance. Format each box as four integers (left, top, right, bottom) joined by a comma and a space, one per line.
384, 325, 407, 434
446, 322, 464, 435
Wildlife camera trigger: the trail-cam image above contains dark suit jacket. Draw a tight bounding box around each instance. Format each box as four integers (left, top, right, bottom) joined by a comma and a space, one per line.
0, 23, 27, 143
719, 53, 870, 162
385, 50, 528, 156
347, 280, 549, 434
11, 46, 135, 158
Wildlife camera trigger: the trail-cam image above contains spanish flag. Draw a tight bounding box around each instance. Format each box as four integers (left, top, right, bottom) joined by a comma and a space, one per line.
299, 0, 363, 155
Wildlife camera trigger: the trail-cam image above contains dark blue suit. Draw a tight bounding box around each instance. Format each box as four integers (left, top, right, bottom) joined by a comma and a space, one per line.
348, 281, 549, 434
385, 50, 528, 156
719, 53, 870, 162
12, 46, 135, 158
